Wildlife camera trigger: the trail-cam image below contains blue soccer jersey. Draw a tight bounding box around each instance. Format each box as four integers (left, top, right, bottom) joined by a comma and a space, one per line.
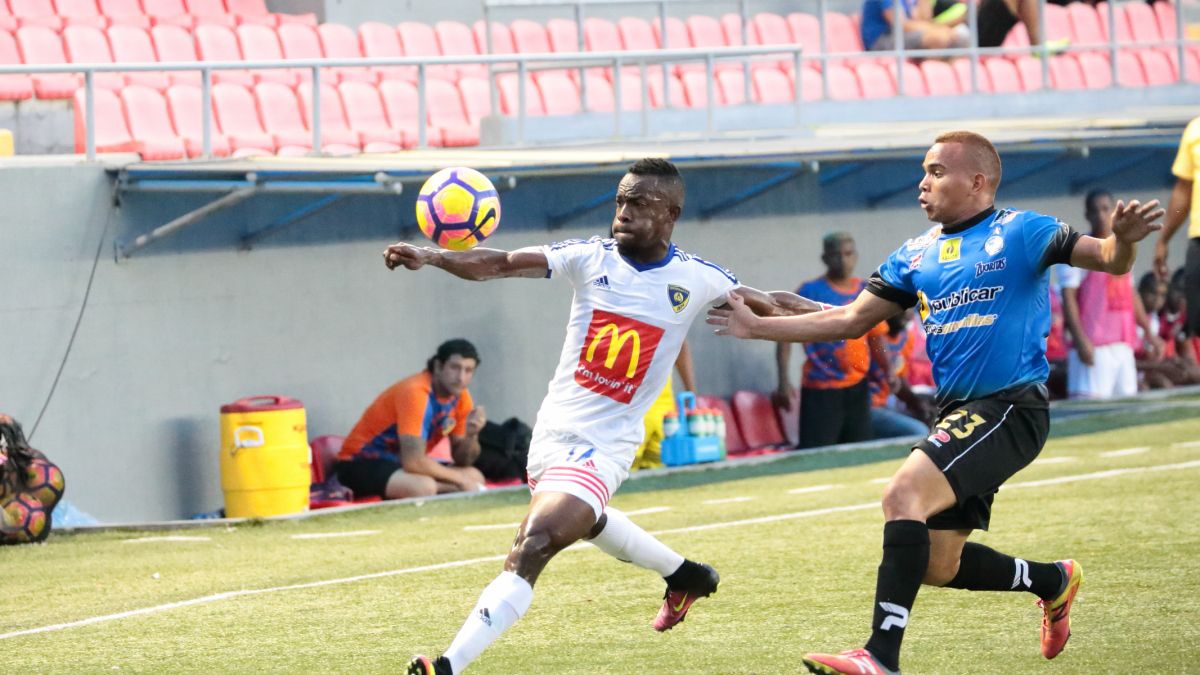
867, 207, 1080, 406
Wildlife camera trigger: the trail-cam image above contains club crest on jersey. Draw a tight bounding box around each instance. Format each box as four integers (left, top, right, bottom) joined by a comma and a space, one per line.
668, 285, 690, 313
985, 235, 1005, 256
994, 209, 1018, 225
939, 237, 962, 263
576, 309, 664, 404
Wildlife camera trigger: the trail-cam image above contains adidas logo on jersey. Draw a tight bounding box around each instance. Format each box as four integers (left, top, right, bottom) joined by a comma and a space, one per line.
591, 275, 611, 290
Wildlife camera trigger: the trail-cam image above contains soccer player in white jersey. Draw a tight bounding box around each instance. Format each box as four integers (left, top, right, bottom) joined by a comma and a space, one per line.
386, 159, 817, 674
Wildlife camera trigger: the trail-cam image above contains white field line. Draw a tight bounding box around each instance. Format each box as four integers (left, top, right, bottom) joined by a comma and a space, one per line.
868, 477, 892, 484
1032, 456, 1076, 464
463, 522, 521, 532
122, 536, 211, 544
291, 530, 380, 540
702, 496, 755, 505
624, 506, 671, 516
6, 458, 1200, 642
1171, 441, 1200, 449
1099, 447, 1150, 458
787, 484, 839, 495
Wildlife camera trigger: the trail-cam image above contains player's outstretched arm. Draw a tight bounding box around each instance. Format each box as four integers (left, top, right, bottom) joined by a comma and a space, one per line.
708, 289, 900, 342
1071, 198, 1165, 274
728, 286, 826, 317
383, 242, 549, 280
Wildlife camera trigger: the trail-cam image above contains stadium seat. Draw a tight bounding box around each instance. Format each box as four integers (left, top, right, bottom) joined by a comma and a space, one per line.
55, 0, 111, 29
398, 20, 455, 82
720, 12, 747, 46
1075, 52, 1112, 88
1115, 51, 1148, 87
472, 20, 514, 55
1047, 54, 1083, 89
210, 82, 276, 153
298, 80, 402, 149
583, 17, 622, 53
607, 69, 646, 110
184, 0, 236, 28
787, 12, 821, 53
0, 6, 16, 33
680, 69, 722, 107
97, 0, 150, 29
696, 395, 748, 455
163, 83, 233, 156
426, 77, 477, 145
985, 57, 1024, 93
336, 80, 407, 150
1043, 3, 1072, 43
686, 15, 727, 49
752, 12, 792, 46
359, 21, 412, 82
618, 16, 657, 51
15, 27, 82, 99
716, 68, 747, 104
236, 23, 297, 86
456, 75, 491, 126
377, 79, 444, 146
730, 390, 787, 449
1015, 55, 1047, 90
307, 435, 381, 506
149, 24, 201, 87
1123, 2, 1162, 44
10, 0, 64, 30
276, 23, 322, 83
952, 57, 992, 93
887, 60, 928, 96
854, 61, 894, 98
72, 87, 136, 153
141, 0, 194, 28
194, 24, 254, 86
316, 22, 374, 84
542, 17, 576, 53
826, 12, 865, 57
825, 62, 861, 99
575, 71, 616, 112
496, 71, 545, 115
108, 25, 170, 91
1153, 1, 1177, 41
254, 81, 355, 154
920, 59, 961, 96
1137, 49, 1175, 86
510, 18, 551, 53
645, 70, 687, 108
1001, 22, 1031, 56
0, 31, 34, 100
650, 16, 689, 49
752, 66, 819, 103
61, 25, 127, 90
1066, 2, 1107, 51
535, 70, 581, 115
1096, 2, 1130, 44
118, 85, 188, 159
434, 20, 485, 80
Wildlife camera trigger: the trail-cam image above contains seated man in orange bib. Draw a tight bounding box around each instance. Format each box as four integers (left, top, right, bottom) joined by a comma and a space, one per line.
335, 339, 487, 499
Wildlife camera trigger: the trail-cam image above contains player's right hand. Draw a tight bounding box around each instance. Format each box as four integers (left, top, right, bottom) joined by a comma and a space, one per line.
383, 242, 432, 271
771, 384, 796, 410
1153, 238, 1170, 280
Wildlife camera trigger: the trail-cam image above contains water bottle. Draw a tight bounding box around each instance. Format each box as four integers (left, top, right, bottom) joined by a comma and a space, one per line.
662, 410, 680, 437
686, 408, 703, 436
714, 410, 727, 452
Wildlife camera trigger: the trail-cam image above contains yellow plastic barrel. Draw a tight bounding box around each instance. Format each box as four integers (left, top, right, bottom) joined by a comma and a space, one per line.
219, 395, 310, 518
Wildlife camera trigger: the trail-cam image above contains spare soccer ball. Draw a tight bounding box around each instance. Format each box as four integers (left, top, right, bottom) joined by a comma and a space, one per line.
1, 492, 49, 544
415, 167, 501, 251
25, 459, 65, 511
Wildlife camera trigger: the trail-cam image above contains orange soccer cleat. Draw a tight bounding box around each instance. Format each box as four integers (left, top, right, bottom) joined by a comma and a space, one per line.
802, 648, 899, 675
1038, 559, 1084, 659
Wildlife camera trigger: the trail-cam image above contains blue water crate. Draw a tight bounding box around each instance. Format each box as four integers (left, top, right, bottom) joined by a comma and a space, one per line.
660, 391, 724, 466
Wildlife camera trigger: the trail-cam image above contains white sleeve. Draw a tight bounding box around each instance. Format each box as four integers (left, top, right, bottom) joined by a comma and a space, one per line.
702, 261, 740, 306
1058, 265, 1083, 290
541, 237, 601, 287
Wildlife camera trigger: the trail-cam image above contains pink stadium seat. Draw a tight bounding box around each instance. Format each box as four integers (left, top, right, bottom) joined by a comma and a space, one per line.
1137, 49, 1175, 86
1114, 51, 1146, 87
887, 60, 928, 96
456, 75, 491, 125
576, 71, 616, 112
826, 12, 864, 55
472, 20, 514, 55
543, 17, 576, 53
680, 69, 722, 107
1067, 2, 1107, 48
299, 80, 402, 150
97, 0, 150, 29
1123, 2, 1161, 44
650, 16, 689, 49
335, 80, 406, 151
117, 84, 188, 159
510, 18, 551, 53
787, 12, 821, 52
496, 71, 544, 115
825, 62, 861, 99
1043, 3, 1072, 43
61, 25, 126, 89
1047, 54, 1083, 89
210, 82, 276, 153
236, 23, 297, 86
426, 77, 477, 145
107, 25, 170, 90
953, 57, 992, 93
149, 24, 201, 86
0, 30, 34, 99
276, 23, 322, 82
434, 20, 485, 80
1014, 55, 1046, 90
194, 24, 255, 86
15, 26, 81, 98
686, 15, 727, 49
645, 70, 687, 108
163, 83, 232, 156
696, 395, 748, 455
377, 78, 444, 146
254, 80, 350, 154
73, 87, 140, 154
717, 68, 747, 104
10, 0, 64, 30
749, 12, 794, 71
1001, 22, 1030, 55
720, 12, 746, 46
535, 70, 580, 115
985, 57, 1023, 92
730, 390, 787, 450
854, 61, 894, 98
359, 21, 411, 82
618, 16, 657, 51
920, 59, 960, 96
1096, 2, 1130, 44
184, 0, 236, 27
226, 0, 273, 26
56, 0, 110, 29
398, 20, 455, 81
316, 22, 374, 84
141, 0, 194, 28
753, 66, 819, 103
1153, 1, 1177, 41
583, 17, 621, 53
0, 6, 16, 33
1075, 52, 1112, 88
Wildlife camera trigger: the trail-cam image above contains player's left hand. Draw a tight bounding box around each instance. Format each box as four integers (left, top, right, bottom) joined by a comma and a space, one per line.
1111, 198, 1165, 244
466, 407, 487, 436
383, 242, 437, 270
706, 291, 759, 338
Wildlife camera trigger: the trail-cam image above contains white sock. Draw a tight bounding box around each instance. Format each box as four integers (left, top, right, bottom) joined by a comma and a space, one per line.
443, 571, 533, 674
588, 507, 684, 577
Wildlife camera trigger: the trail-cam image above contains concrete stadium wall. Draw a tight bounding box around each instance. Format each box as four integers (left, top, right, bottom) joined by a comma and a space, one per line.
0, 156, 1184, 523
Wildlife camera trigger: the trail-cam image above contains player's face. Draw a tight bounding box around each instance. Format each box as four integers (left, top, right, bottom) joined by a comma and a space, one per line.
1086, 194, 1114, 236
432, 354, 477, 396
918, 143, 979, 224
822, 239, 857, 279
612, 174, 679, 258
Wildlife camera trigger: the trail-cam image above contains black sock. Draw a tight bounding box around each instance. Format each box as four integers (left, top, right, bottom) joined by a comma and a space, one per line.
944, 542, 1065, 599
663, 559, 701, 588
863, 520, 929, 672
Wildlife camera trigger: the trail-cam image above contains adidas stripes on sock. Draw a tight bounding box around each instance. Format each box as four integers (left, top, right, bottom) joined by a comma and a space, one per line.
944, 541, 1065, 599
588, 506, 684, 577
442, 571, 533, 674
864, 519, 930, 673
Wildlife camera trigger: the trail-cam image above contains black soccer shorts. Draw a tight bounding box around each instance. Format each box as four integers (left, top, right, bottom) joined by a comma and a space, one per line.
915, 385, 1050, 531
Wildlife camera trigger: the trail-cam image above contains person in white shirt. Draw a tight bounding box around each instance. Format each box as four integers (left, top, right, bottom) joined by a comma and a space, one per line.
386, 159, 816, 675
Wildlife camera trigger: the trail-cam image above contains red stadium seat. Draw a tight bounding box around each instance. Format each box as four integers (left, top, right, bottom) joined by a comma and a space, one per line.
398, 20, 455, 81
887, 60, 928, 96
720, 12, 746, 46
618, 16, 657, 51
680, 69, 722, 107
1067, 2, 1107, 48
118, 85, 188, 159
255, 80, 355, 154
825, 62, 861, 99
826, 12, 864, 56
1153, 1, 1177, 41
730, 390, 787, 449
141, 0, 193, 28
298, 80, 399, 149
359, 21, 411, 82
696, 395, 748, 455
1015, 55, 1047, 90
456, 76, 491, 126
97, 0, 150, 29
1075, 52, 1112, 88
510, 18, 551, 53
336, 80, 406, 151
0, 30, 34, 100
164, 83, 232, 156
787, 12, 820, 52
920, 59, 961, 96
1115, 51, 1148, 87
210, 82, 276, 153
61, 25, 126, 89
1043, 3, 1072, 43
10, 0, 64, 30
55, 0, 110, 29
1047, 54, 1084, 89
149, 24, 201, 87
496, 71, 544, 115
650, 16, 689, 49
1123, 2, 1161, 44
426, 77, 477, 145
194, 24, 254, 86
225, 0, 277, 26
472, 20, 514, 55
535, 70, 581, 115
15, 26, 81, 98
1137, 49, 1175, 86
753, 65, 819, 103
1096, 2, 1130, 44
317, 22, 374, 84
276, 23, 322, 83
854, 61, 894, 98
434, 20, 485, 80
952, 57, 992, 93
108, 25, 170, 90
985, 57, 1025, 93
236, 23, 297, 86
72, 87, 136, 153
377, 78, 444, 146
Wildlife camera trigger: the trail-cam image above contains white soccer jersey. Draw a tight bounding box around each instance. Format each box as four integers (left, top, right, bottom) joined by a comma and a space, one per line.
536, 237, 739, 461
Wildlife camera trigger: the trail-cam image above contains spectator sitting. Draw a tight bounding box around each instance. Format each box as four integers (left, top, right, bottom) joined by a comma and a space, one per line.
334, 339, 487, 500
1135, 272, 1198, 388
1158, 268, 1200, 380
867, 309, 933, 439
1061, 190, 1163, 399
975, 0, 1072, 51
861, 0, 970, 53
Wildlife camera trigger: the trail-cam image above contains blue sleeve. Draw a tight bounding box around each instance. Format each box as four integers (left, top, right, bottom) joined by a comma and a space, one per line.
1021, 212, 1082, 272
866, 245, 919, 308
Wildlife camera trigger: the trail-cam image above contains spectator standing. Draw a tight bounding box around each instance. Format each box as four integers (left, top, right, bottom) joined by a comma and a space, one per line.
1155, 115, 1200, 340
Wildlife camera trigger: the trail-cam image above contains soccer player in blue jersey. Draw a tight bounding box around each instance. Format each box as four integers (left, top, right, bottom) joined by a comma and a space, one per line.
709, 130, 1164, 674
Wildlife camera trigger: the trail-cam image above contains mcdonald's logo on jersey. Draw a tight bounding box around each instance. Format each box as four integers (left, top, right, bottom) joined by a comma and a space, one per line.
576, 309, 664, 404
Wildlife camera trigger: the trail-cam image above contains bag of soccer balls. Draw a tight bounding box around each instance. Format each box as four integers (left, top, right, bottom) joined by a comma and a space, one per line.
0, 417, 65, 545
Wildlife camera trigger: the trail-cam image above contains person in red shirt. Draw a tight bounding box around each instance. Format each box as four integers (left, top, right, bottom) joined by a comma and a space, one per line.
335, 339, 487, 499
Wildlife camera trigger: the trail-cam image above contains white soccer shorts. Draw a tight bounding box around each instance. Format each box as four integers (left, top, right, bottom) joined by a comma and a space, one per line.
1067, 342, 1137, 399
526, 427, 631, 521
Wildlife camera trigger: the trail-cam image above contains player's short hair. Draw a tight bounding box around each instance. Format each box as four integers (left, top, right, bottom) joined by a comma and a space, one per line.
628, 157, 680, 179
1084, 189, 1112, 216
822, 231, 855, 254
426, 338, 480, 372
1137, 271, 1161, 295
934, 130, 1002, 191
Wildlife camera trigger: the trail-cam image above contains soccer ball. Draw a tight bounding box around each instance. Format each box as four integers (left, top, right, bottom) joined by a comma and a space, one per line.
24, 459, 65, 511
415, 167, 501, 251
1, 492, 49, 544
